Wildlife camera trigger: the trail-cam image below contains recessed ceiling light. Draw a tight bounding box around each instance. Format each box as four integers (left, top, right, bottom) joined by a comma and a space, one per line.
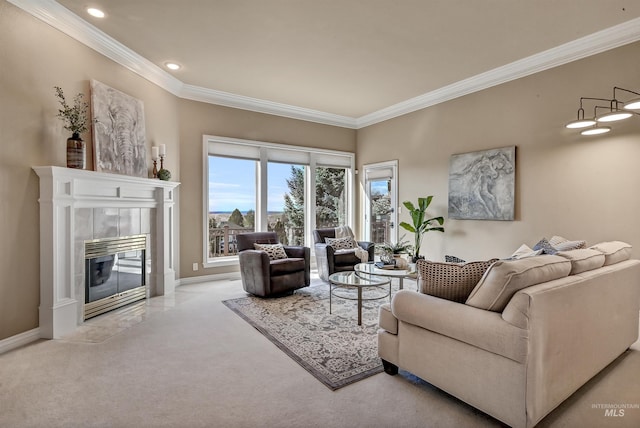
87, 8, 105, 18
165, 62, 181, 71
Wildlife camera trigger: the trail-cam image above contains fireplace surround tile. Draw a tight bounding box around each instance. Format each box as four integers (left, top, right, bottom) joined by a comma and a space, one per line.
75, 208, 93, 240
141, 208, 151, 235
94, 208, 119, 238
119, 208, 141, 236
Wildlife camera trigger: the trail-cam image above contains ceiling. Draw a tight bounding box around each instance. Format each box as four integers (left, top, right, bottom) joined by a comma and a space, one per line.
18, 1, 640, 127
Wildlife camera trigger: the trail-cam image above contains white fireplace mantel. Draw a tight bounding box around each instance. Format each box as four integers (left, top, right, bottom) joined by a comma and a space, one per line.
34, 166, 180, 339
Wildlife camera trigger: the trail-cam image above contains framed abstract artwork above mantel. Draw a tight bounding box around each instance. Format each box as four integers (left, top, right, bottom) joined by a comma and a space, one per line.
448, 146, 516, 221
91, 80, 147, 178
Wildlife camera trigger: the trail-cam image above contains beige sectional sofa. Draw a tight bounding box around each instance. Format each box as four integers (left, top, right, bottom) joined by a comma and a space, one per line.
377, 242, 640, 428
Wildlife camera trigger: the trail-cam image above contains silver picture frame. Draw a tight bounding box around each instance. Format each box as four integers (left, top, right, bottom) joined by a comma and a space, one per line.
448, 146, 515, 221
91, 80, 147, 177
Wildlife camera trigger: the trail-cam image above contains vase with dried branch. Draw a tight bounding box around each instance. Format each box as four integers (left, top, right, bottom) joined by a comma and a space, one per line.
54, 86, 90, 169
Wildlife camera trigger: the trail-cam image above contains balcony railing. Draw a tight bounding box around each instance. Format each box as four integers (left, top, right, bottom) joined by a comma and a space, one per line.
370, 220, 390, 244
209, 226, 250, 257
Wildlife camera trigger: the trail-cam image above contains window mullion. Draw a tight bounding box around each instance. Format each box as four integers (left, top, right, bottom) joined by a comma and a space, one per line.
306, 158, 316, 247
258, 148, 268, 232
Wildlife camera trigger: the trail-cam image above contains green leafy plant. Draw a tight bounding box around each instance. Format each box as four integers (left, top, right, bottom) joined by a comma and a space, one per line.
54, 86, 90, 136
376, 235, 413, 255
399, 196, 445, 259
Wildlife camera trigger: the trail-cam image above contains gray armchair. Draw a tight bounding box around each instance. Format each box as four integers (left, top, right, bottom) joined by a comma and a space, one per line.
236, 232, 310, 297
313, 228, 375, 282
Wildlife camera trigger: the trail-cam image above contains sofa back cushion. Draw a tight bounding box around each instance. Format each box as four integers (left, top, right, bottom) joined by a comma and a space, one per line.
556, 249, 605, 275
417, 259, 497, 303
466, 255, 571, 312
589, 241, 632, 266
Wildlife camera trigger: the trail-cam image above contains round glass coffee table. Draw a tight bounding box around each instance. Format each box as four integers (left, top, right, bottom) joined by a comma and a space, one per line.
354, 262, 417, 291
328, 271, 391, 325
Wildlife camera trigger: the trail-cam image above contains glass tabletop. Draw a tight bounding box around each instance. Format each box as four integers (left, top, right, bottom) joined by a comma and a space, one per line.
354, 262, 416, 278
328, 271, 390, 287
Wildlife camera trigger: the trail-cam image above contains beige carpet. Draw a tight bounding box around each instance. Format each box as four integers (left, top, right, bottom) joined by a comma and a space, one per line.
1, 276, 639, 428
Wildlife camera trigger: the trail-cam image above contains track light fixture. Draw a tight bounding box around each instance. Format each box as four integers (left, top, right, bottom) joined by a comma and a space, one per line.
566, 87, 640, 136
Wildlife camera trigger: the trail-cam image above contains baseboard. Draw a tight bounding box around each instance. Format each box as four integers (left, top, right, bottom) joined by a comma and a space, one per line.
0, 328, 41, 355
177, 272, 241, 286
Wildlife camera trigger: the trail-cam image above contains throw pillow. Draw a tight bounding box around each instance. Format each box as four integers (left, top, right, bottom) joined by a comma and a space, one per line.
254, 243, 288, 260
417, 259, 497, 303
533, 238, 557, 255
509, 244, 543, 260
444, 255, 466, 263
325, 236, 355, 250
548, 235, 587, 251
589, 241, 633, 266
465, 255, 571, 312
554, 240, 587, 251
548, 235, 569, 246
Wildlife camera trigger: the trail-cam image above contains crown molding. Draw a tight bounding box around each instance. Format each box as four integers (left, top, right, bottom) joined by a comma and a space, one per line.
8, 0, 357, 128
10, 1, 640, 130
180, 85, 358, 128
357, 17, 640, 128
8, 0, 184, 96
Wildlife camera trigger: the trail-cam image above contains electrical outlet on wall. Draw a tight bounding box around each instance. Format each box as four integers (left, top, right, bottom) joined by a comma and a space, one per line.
192, 263, 199, 271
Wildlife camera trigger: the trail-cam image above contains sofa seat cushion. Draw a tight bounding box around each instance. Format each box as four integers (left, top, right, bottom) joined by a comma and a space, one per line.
269, 258, 305, 275
417, 259, 497, 303
466, 255, 571, 312
589, 241, 632, 266
556, 249, 605, 274
392, 290, 528, 363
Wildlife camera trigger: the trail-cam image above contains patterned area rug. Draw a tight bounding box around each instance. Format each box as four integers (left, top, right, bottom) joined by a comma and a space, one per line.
223, 282, 390, 390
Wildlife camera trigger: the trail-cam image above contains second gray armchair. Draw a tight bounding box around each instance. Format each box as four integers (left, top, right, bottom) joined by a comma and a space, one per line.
313, 228, 375, 282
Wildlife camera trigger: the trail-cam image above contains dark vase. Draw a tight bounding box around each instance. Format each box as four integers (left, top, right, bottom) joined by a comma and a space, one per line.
66, 133, 86, 169
412, 255, 425, 263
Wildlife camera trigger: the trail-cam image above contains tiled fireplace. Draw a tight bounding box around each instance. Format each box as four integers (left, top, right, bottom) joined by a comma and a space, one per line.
34, 166, 179, 339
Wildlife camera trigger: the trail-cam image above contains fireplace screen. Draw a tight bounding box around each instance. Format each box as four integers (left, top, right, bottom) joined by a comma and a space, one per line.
84, 235, 147, 320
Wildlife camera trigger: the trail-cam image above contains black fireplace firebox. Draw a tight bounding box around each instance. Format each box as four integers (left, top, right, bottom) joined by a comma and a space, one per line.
84, 235, 147, 320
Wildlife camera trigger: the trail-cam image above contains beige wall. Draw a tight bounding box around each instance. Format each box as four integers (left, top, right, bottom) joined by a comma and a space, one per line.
357, 41, 640, 262
0, 2, 181, 340
3, 0, 639, 342
177, 100, 356, 279
0, 1, 355, 340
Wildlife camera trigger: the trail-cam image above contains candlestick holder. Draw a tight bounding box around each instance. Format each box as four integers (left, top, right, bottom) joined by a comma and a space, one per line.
152, 159, 158, 178
160, 154, 165, 171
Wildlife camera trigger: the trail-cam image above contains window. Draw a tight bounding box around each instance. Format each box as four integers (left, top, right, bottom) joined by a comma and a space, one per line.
315, 167, 347, 229
203, 136, 354, 266
207, 156, 256, 258
268, 162, 305, 246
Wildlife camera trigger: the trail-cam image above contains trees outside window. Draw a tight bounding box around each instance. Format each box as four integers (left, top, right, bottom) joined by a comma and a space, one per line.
205, 136, 353, 265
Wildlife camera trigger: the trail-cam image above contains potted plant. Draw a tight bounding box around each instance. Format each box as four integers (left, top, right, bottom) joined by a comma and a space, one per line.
399, 196, 445, 262
376, 235, 413, 255
376, 235, 413, 268
54, 86, 90, 169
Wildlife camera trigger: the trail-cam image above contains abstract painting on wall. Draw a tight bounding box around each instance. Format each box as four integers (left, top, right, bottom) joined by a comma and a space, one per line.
448, 146, 515, 221
91, 80, 147, 177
